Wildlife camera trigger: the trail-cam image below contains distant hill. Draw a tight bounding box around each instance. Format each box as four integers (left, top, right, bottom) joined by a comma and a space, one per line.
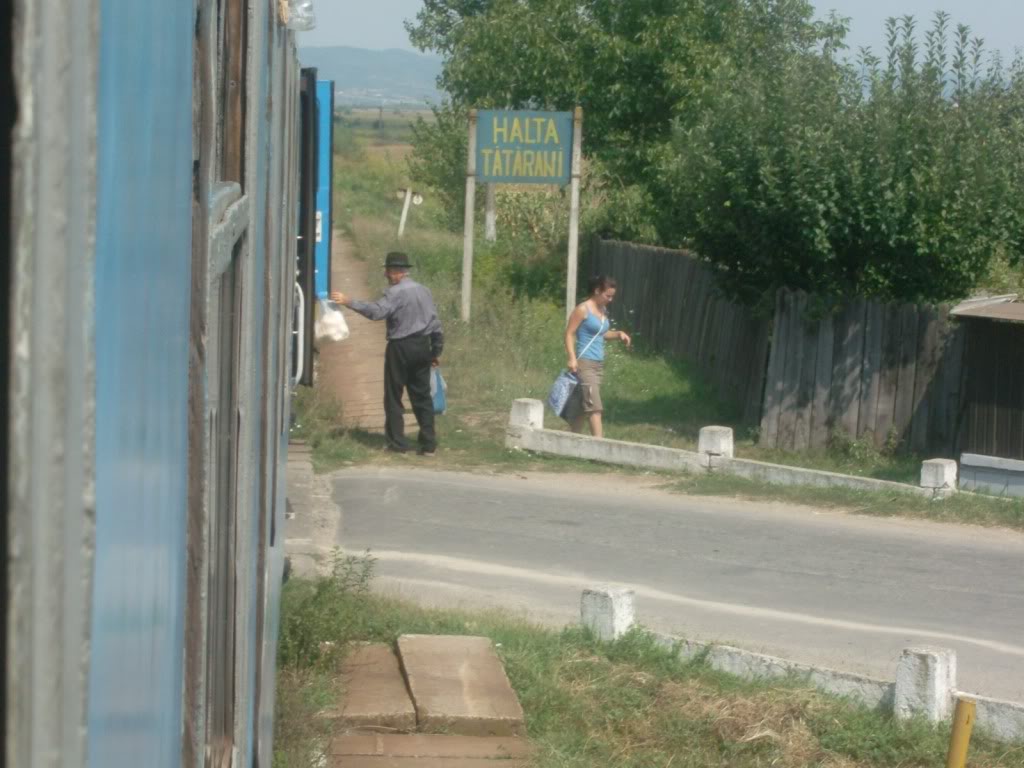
299, 46, 444, 107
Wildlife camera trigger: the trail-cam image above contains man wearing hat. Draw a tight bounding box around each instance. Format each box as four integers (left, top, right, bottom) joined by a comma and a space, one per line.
331, 252, 444, 455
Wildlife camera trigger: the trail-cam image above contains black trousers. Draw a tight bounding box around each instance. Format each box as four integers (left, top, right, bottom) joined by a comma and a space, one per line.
384, 335, 436, 452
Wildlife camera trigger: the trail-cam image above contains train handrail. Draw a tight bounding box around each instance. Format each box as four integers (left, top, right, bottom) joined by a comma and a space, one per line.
293, 282, 305, 386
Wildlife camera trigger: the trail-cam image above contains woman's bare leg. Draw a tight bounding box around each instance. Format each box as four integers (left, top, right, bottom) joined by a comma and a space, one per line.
589, 412, 603, 438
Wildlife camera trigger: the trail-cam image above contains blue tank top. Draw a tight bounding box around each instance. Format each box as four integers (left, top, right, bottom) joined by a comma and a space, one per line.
575, 307, 609, 362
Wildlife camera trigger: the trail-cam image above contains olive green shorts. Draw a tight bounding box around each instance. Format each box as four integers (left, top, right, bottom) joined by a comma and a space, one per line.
568, 359, 604, 418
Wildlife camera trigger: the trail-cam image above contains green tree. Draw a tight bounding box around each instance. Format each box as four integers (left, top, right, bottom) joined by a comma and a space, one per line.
406, 0, 835, 240
407, 3, 1023, 304
407, 103, 469, 229
658, 13, 1024, 305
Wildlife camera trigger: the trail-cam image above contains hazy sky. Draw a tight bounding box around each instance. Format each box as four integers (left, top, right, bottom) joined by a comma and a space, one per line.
302, 0, 1022, 60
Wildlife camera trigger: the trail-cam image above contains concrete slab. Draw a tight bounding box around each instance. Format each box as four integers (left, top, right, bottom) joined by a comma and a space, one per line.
331, 734, 533, 758
339, 645, 417, 731
397, 635, 526, 737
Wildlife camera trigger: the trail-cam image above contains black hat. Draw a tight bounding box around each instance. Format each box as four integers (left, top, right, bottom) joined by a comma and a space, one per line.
384, 251, 413, 269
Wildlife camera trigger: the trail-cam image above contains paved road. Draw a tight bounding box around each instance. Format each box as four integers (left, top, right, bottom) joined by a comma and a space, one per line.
319, 467, 1024, 701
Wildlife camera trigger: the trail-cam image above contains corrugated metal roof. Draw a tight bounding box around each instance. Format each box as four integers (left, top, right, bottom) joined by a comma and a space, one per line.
952, 301, 1024, 324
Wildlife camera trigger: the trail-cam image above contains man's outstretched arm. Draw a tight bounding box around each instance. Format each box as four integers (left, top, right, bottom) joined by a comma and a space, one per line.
331, 290, 394, 321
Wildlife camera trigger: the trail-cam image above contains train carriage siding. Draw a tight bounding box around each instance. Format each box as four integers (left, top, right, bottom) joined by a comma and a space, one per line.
7, 1, 307, 766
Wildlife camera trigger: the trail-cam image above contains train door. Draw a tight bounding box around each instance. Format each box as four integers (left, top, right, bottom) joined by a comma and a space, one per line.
294, 68, 318, 387
314, 80, 335, 300
205, 239, 244, 767
183, 1, 249, 766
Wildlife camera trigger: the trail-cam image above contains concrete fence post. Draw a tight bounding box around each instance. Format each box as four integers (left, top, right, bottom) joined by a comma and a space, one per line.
700, 430, 733, 473
509, 398, 544, 430
699, 426, 735, 460
581, 586, 635, 642
895, 646, 957, 722
920, 459, 958, 497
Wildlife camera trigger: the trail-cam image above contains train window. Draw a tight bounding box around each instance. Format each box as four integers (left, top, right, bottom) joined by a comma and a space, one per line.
205, 237, 245, 767
219, 0, 248, 185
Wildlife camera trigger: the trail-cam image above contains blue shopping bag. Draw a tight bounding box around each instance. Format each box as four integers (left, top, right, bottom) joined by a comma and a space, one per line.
546, 369, 578, 420
431, 367, 447, 415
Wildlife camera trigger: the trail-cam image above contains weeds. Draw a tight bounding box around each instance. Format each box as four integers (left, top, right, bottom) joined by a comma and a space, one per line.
277, 550, 376, 669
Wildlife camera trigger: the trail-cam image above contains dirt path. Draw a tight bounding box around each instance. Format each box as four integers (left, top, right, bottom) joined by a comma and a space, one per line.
316, 232, 387, 430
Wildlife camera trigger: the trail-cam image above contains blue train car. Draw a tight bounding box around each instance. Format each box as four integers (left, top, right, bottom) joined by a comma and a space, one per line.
315, 80, 335, 301
4, 1, 322, 766
293, 73, 334, 387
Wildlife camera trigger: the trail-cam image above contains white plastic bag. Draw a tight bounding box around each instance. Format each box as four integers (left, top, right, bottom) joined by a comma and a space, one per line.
315, 298, 349, 342
287, 0, 316, 31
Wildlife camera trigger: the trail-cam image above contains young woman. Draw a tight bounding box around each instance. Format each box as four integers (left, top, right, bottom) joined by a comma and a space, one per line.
564, 275, 632, 438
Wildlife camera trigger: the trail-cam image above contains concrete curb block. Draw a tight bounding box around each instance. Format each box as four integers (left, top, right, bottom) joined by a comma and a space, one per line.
651, 632, 896, 711
506, 423, 708, 473
581, 586, 636, 642
506, 402, 932, 497
709, 455, 934, 498
580, 584, 1024, 742
971, 693, 1024, 743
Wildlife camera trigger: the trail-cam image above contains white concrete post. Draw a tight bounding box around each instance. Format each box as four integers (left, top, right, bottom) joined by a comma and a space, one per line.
461, 110, 478, 322
920, 459, 958, 495
485, 183, 497, 242
565, 106, 583, 321
581, 586, 635, 642
397, 187, 413, 239
509, 398, 544, 430
699, 426, 735, 458
895, 646, 957, 722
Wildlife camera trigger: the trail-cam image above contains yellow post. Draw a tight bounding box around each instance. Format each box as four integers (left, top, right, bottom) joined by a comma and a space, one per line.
946, 697, 976, 768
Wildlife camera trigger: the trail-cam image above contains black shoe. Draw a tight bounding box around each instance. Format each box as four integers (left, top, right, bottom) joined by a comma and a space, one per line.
416, 446, 437, 456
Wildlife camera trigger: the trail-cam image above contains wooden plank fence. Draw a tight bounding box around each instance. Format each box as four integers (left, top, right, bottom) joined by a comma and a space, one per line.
589, 239, 968, 456
590, 239, 770, 424
759, 290, 966, 456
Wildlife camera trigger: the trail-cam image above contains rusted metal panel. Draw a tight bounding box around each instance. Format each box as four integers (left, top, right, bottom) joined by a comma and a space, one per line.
962, 320, 1024, 461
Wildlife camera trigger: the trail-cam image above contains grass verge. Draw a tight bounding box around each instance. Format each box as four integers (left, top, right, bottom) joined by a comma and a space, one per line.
274, 556, 1024, 768
671, 472, 1024, 530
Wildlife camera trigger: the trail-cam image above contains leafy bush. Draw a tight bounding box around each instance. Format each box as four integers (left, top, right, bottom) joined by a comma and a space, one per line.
277, 551, 375, 669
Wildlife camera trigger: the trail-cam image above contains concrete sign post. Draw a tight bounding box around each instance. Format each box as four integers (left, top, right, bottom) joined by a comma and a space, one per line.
485, 184, 497, 242
566, 106, 583, 320
461, 110, 479, 322
461, 108, 579, 323
398, 188, 413, 238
